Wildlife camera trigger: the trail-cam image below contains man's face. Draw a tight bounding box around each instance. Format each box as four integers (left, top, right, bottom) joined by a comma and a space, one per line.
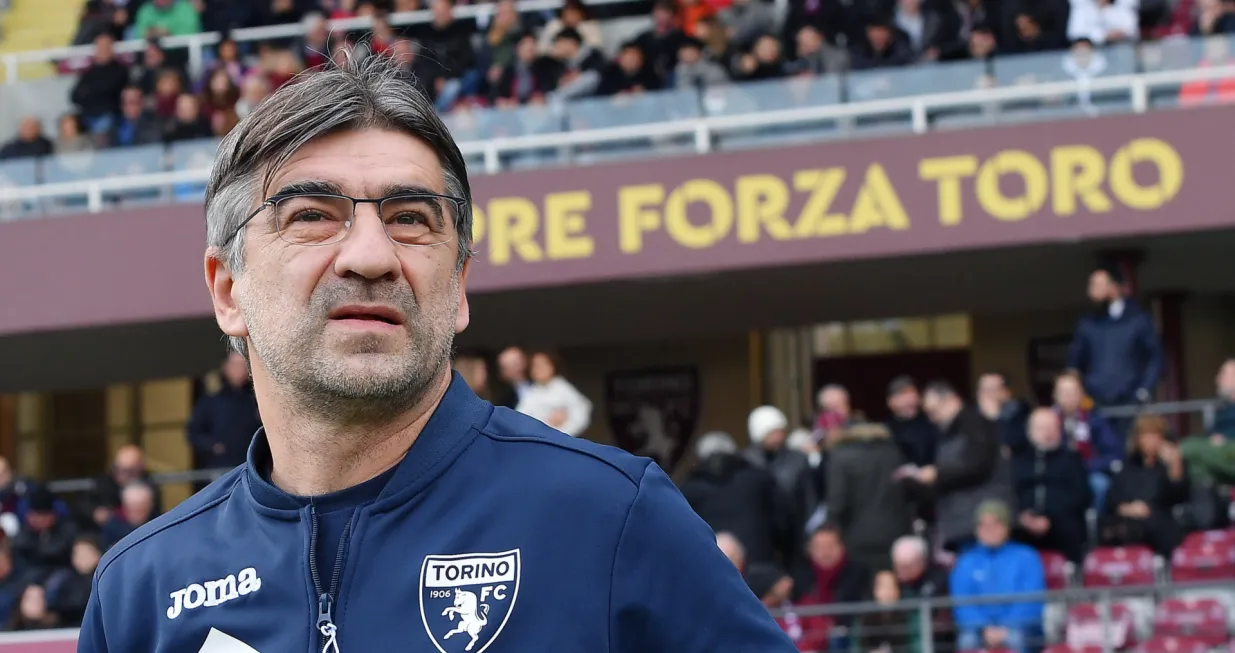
72, 542, 101, 575
17, 118, 39, 142
1088, 270, 1117, 304
95, 35, 115, 62
653, 6, 674, 30
122, 89, 144, 118
797, 27, 822, 55
808, 531, 844, 568
176, 94, 200, 122
114, 449, 144, 484
888, 387, 920, 418
892, 549, 925, 583
123, 491, 155, 524
820, 387, 849, 416
678, 44, 700, 65
210, 129, 469, 418
762, 428, 786, 451
516, 36, 537, 62
868, 25, 891, 52
1054, 377, 1083, 413
922, 391, 953, 426
971, 30, 995, 57
976, 513, 1009, 547
754, 36, 779, 62
618, 47, 643, 73
553, 37, 578, 60
498, 348, 527, 383
898, 0, 920, 11
1216, 361, 1235, 399
977, 374, 1009, 407
432, 0, 453, 25
1028, 410, 1061, 451
26, 511, 54, 533
1016, 15, 1040, 39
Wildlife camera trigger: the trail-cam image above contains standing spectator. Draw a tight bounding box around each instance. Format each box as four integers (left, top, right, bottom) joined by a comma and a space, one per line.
483, 0, 525, 76
799, 525, 869, 643
547, 28, 606, 100
418, 0, 481, 109
825, 423, 913, 572
1100, 415, 1188, 556
597, 42, 662, 96
1011, 408, 1092, 563
682, 432, 795, 569
853, 570, 922, 653
850, 17, 916, 70
1067, 266, 1163, 434
6, 585, 59, 631
637, 1, 689, 81
977, 371, 1032, 454
515, 352, 593, 437
101, 483, 157, 550
84, 445, 161, 530
496, 346, 532, 409
11, 486, 77, 583
673, 36, 730, 89
743, 406, 819, 540
55, 114, 94, 155
1180, 358, 1235, 486
1068, 0, 1140, 45
0, 546, 25, 626
950, 500, 1046, 653
678, 0, 721, 38
886, 376, 938, 468
106, 86, 164, 148
47, 536, 100, 626
163, 94, 214, 142
0, 118, 54, 161
71, 34, 130, 133
538, 0, 605, 53
132, 0, 202, 38
917, 381, 1014, 553
696, 16, 736, 68
815, 384, 856, 443
785, 24, 848, 75
736, 34, 789, 80
896, 0, 964, 61
188, 352, 262, 472
719, 0, 777, 52
1053, 372, 1123, 511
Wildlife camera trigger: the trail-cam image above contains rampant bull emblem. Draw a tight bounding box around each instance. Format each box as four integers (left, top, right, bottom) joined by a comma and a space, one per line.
420, 550, 520, 653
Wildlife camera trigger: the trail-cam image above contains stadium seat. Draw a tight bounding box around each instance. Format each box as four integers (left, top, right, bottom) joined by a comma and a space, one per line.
1132, 636, 1212, 653
1067, 602, 1139, 649
1153, 598, 1229, 646
1041, 550, 1073, 590
1083, 546, 1157, 588
1170, 534, 1235, 582
1045, 645, 1104, 653
0, 158, 39, 219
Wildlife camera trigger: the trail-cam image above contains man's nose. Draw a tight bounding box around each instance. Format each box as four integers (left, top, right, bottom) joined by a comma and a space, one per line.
333, 204, 403, 281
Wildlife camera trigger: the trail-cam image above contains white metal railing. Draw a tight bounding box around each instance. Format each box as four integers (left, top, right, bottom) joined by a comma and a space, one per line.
2, 61, 1232, 213
0, 0, 638, 83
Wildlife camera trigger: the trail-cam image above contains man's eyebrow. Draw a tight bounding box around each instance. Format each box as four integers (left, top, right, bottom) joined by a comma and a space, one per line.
380, 183, 450, 230
270, 179, 343, 197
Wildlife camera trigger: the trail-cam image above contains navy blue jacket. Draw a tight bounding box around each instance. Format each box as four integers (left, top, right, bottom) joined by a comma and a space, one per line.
80, 375, 795, 653
187, 383, 263, 469
1067, 300, 1163, 405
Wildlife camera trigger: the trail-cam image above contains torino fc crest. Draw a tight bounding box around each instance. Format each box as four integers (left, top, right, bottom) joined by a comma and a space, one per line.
420, 550, 520, 653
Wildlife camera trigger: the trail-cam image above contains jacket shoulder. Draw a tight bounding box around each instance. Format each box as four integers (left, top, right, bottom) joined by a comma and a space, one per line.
479, 406, 651, 488
96, 466, 242, 582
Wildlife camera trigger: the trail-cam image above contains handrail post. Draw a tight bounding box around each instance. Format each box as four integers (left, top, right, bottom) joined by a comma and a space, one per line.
1098, 591, 1114, 653
918, 600, 935, 653
910, 99, 928, 134
1130, 77, 1148, 114
86, 184, 103, 213
2, 54, 17, 84
188, 34, 205, 81
693, 122, 711, 154
483, 142, 500, 175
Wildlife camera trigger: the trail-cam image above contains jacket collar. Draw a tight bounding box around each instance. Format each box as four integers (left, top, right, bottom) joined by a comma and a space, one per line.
244, 371, 493, 514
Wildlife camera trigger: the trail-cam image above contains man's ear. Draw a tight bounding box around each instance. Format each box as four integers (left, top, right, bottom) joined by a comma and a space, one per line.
205, 249, 249, 341
455, 258, 472, 334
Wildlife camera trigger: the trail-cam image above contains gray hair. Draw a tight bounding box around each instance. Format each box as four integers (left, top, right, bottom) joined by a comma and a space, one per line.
696, 431, 737, 459
204, 52, 473, 355
891, 535, 928, 563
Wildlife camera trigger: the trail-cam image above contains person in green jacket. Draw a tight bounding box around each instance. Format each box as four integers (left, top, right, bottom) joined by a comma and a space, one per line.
132, 0, 202, 38
851, 570, 922, 653
1180, 359, 1235, 486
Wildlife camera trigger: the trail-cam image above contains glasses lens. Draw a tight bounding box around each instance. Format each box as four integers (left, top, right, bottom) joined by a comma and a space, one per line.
381, 195, 453, 246
273, 194, 352, 246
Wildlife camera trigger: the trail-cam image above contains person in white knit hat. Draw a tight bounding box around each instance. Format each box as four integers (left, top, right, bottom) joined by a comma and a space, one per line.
742, 406, 820, 560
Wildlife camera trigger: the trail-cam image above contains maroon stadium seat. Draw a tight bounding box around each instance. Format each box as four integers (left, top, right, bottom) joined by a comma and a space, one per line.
1153, 598, 1230, 646
1041, 550, 1072, 590
1068, 603, 1138, 649
1045, 645, 1104, 653
1172, 533, 1235, 582
1131, 636, 1212, 653
1083, 546, 1156, 588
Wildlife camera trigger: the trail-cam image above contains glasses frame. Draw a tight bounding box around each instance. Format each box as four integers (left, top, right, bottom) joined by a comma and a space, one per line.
221, 191, 468, 248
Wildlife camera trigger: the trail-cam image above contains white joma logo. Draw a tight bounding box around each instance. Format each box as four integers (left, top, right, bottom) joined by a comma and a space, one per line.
167, 567, 262, 620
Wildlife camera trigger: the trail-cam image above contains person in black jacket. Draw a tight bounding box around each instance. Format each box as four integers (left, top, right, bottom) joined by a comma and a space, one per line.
977, 372, 1033, 454
886, 376, 937, 468
491, 33, 563, 107
850, 15, 916, 70
11, 486, 76, 583
825, 423, 913, 573
1100, 415, 1189, 556
47, 535, 100, 626
0, 118, 54, 161
680, 432, 795, 569
105, 86, 164, 148
597, 42, 662, 96
188, 352, 263, 471
70, 33, 130, 132
1012, 408, 1092, 563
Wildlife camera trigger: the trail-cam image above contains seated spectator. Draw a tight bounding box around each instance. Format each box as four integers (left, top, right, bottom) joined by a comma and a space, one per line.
736, 34, 788, 81
1067, 0, 1140, 45
106, 86, 163, 148
674, 36, 730, 89
82, 445, 161, 532
55, 113, 95, 155
0, 546, 26, 626
7, 585, 59, 631
681, 432, 795, 570
785, 25, 848, 76
1053, 372, 1122, 511
917, 381, 1014, 553
538, 0, 605, 54
1006, 11, 1066, 54
207, 37, 249, 89
71, 33, 130, 134
73, 0, 128, 45
977, 371, 1032, 454
851, 17, 916, 70
716, 530, 748, 573
895, 0, 964, 61
0, 117, 54, 161
102, 482, 157, 550
133, 0, 202, 39
211, 107, 241, 138
153, 68, 186, 119
800, 525, 869, 631
256, 0, 307, 28
747, 563, 830, 653
951, 500, 1045, 653
853, 570, 921, 653
1100, 415, 1188, 556
490, 33, 560, 106
1012, 408, 1092, 563
720, 0, 776, 52
1181, 358, 1235, 486
12, 486, 76, 583
515, 352, 592, 437
298, 15, 332, 71
367, 11, 398, 56
417, 0, 481, 109
132, 39, 187, 98
1191, 0, 1235, 36
886, 376, 937, 469
826, 423, 913, 572
547, 28, 606, 101
483, 0, 524, 77
892, 535, 953, 652
965, 23, 999, 63
261, 47, 305, 91
201, 69, 241, 125
0, 457, 34, 535
597, 42, 663, 96
638, 0, 689, 80
235, 74, 273, 120
47, 536, 100, 626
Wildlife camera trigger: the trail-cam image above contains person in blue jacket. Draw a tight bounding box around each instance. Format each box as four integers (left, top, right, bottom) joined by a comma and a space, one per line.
78, 53, 796, 653
950, 499, 1046, 653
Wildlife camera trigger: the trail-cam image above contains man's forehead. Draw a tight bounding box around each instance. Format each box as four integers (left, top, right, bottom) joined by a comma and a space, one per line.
264, 129, 446, 197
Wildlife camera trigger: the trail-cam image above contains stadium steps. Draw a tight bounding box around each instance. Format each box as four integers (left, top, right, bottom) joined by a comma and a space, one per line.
0, 0, 86, 82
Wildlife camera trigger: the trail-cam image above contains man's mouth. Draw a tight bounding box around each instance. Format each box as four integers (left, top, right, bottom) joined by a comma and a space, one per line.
327, 305, 405, 326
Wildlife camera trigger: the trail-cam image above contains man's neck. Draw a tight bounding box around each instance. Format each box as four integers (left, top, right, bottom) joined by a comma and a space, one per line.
259, 370, 452, 496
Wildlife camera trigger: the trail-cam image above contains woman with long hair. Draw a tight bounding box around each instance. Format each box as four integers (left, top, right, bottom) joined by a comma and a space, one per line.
515, 352, 593, 437
1099, 415, 1189, 556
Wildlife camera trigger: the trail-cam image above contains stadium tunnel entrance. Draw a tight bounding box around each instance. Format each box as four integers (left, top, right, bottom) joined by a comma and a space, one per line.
2, 228, 1234, 507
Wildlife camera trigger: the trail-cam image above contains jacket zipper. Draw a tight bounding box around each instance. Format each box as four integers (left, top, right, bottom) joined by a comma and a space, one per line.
310, 506, 354, 653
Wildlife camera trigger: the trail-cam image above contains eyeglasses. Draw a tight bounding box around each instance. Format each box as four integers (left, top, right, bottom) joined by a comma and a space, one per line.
223, 191, 467, 248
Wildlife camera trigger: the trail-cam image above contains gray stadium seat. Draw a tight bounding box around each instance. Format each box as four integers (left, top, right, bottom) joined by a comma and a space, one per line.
0, 158, 40, 221
565, 88, 699, 162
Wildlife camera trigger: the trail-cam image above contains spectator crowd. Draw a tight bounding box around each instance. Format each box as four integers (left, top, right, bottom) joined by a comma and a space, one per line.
7, 0, 1235, 160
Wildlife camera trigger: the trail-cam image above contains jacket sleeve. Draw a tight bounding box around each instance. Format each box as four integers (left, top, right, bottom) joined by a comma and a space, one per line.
1136, 314, 1163, 395
949, 558, 990, 629
935, 417, 999, 493
610, 463, 798, 653
77, 575, 108, 652
556, 379, 593, 437
1086, 414, 1124, 474
1059, 453, 1096, 517
824, 452, 851, 531
1067, 321, 1090, 376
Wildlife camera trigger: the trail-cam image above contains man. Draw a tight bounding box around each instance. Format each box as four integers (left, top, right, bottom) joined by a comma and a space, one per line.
597, 42, 662, 96
798, 525, 869, 646
13, 485, 77, 582
415, 0, 480, 109
825, 423, 913, 572
950, 500, 1046, 653
976, 371, 1032, 454
915, 381, 1013, 552
105, 87, 164, 148
548, 27, 606, 101
744, 405, 819, 544
891, 535, 952, 652
849, 16, 916, 70
188, 352, 263, 471
83, 445, 161, 530
886, 376, 937, 468
1180, 359, 1235, 487
1010, 408, 1092, 563
0, 545, 25, 626
80, 54, 794, 653
132, 0, 202, 38
0, 117, 54, 160
814, 384, 855, 438
101, 482, 158, 549
1067, 266, 1163, 427
70, 33, 130, 132
495, 346, 531, 409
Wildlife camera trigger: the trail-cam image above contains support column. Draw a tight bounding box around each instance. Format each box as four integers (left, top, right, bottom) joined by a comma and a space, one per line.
1155, 291, 1188, 435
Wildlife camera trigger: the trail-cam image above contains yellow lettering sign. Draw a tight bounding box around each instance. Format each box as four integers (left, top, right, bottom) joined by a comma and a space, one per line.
617, 184, 664, 254
544, 191, 594, 259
